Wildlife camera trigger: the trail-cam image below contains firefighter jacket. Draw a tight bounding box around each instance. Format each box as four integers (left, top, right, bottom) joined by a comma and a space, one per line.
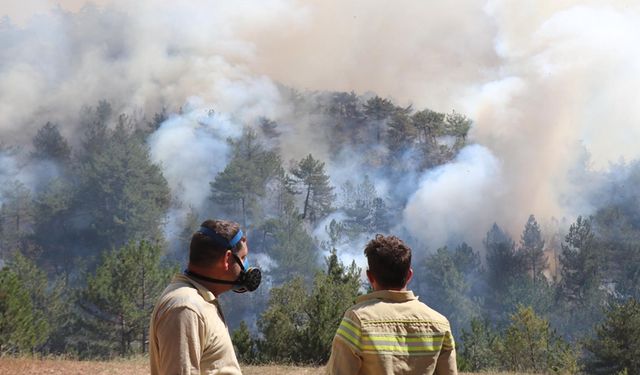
327, 290, 457, 375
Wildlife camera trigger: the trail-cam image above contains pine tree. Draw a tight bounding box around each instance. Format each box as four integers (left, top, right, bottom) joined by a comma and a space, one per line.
420, 245, 482, 333
559, 216, 604, 308
499, 306, 577, 373
77, 117, 171, 254
412, 109, 445, 147
0, 180, 33, 257
210, 128, 282, 229
266, 201, 318, 284
257, 276, 308, 363
340, 176, 380, 236
257, 250, 361, 364
30, 178, 76, 272
459, 318, 500, 371
484, 223, 524, 296
232, 321, 256, 364
584, 298, 640, 375
0, 266, 48, 354
31, 122, 72, 162
363, 96, 396, 143
289, 154, 335, 223
519, 214, 547, 283
445, 110, 472, 150
79, 240, 176, 357
386, 108, 416, 156
301, 249, 360, 364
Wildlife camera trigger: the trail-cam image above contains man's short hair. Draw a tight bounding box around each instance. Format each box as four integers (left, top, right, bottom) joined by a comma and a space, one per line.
364, 234, 412, 289
189, 219, 243, 267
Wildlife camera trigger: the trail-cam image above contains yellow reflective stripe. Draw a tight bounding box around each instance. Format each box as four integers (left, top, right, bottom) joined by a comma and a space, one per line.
365, 335, 445, 343
361, 344, 442, 352
336, 328, 361, 349
361, 334, 445, 354
442, 332, 455, 350
335, 317, 362, 351
340, 318, 360, 335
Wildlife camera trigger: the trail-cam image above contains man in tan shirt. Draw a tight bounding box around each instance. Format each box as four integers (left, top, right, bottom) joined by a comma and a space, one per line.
150, 219, 261, 375
327, 234, 457, 375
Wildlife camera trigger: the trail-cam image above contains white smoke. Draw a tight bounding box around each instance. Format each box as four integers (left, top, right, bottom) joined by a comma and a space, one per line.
2, 0, 640, 255
402, 145, 503, 248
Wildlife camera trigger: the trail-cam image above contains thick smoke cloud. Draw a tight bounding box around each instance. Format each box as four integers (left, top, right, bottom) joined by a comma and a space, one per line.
403, 145, 503, 248
2, 0, 639, 254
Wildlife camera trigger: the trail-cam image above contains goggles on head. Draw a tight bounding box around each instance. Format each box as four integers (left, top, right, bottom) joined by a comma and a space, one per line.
185, 226, 261, 293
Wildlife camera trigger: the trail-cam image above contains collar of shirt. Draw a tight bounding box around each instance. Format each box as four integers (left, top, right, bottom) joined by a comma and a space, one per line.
173, 273, 217, 303
357, 289, 418, 304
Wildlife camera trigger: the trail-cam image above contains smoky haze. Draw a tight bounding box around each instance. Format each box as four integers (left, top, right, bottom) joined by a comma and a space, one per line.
1, 0, 639, 257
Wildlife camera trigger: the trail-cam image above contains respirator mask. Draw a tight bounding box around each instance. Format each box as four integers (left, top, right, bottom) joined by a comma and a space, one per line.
185, 226, 262, 293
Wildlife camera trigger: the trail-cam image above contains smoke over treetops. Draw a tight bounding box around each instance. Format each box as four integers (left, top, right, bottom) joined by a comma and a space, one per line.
1, 0, 639, 259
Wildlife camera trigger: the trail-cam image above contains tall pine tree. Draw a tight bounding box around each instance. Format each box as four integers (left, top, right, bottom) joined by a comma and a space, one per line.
289, 154, 335, 223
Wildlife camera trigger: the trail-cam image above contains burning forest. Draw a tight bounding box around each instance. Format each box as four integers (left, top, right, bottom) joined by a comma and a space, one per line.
1, 1, 640, 373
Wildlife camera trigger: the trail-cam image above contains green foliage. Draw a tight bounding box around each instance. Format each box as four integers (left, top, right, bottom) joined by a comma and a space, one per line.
444, 110, 472, 148
232, 321, 257, 364
0, 265, 48, 354
31, 122, 71, 162
386, 108, 416, 157
519, 214, 547, 283
79, 240, 176, 358
30, 177, 77, 272
556, 216, 606, 338
559, 216, 602, 303
210, 128, 283, 229
0, 180, 33, 257
592, 163, 640, 300
301, 249, 360, 364
289, 154, 335, 223
484, 223, 527, 320
419, 244, 482, 333
264, 201, 318, 283
340, 176, 389, 236
257, 252, 361, 364
257, 276, 308, 362
499, 306, 578, 374
363, 96, 396, 143
584, 299, 640, 375
459, 318, 500, 372
77, 115, 171, 254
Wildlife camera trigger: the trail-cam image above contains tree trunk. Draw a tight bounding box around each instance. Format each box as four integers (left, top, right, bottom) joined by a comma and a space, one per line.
302, 185, 311, 220
141, 263, 147, 354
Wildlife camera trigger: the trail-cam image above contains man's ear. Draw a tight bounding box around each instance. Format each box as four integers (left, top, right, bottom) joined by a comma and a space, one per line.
223, 250, 233, 271
405, 267, 414, 287
366, 270, 375, 288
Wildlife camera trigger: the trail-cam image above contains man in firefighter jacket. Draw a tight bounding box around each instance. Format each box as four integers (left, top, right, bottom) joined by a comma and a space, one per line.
150, 219, 261, 375
327, 234, 457, 375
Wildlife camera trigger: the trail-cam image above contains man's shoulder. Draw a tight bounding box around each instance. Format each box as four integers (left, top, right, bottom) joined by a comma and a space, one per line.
345, 293, 452, 328
410, 299, 451, 326
155, 279, 213, 317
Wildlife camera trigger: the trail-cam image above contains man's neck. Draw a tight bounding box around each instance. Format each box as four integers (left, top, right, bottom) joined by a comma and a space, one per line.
186, 265, 232, 297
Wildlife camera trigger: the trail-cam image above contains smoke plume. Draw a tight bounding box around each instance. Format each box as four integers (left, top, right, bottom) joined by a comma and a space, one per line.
1, 0, 640, 257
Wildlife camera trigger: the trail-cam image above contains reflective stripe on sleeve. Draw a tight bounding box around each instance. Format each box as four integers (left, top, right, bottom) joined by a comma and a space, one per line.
442, 331, 455, 350
335, 317, 361, 351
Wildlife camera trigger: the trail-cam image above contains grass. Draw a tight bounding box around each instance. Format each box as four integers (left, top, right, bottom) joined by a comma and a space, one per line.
0, 356, 536, 374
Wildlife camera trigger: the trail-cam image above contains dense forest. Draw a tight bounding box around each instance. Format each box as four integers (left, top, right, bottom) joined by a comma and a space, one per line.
2, 88, 640, 374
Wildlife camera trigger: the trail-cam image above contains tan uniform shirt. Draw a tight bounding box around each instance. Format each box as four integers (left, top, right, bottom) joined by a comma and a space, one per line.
149, 274, 242, 375
327, 290, 457, 375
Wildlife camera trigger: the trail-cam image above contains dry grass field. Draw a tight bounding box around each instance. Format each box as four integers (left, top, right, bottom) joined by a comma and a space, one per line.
0, 357, 534, 374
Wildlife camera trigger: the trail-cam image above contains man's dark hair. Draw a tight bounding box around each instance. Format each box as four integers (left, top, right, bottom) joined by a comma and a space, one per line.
189, 219, 243, 267
364, 234, 412, 289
